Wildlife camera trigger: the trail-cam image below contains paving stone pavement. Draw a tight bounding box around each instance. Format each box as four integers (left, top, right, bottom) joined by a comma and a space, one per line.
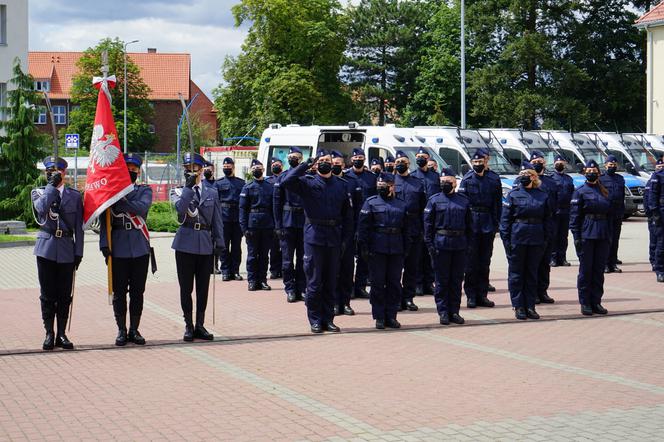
0, 218, 663, 441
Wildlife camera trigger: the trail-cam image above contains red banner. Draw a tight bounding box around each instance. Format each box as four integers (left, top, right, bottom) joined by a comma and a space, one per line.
82, 76, 134, 228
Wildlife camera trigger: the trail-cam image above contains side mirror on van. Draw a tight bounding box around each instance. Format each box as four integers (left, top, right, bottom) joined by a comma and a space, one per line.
461, 164, 470, 175
625, 163, 637, 174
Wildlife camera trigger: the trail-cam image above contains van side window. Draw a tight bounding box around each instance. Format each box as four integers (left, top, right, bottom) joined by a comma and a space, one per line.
268, 146, 312, 174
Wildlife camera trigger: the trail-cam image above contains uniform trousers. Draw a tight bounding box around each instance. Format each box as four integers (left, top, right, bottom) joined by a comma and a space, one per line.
464, 233, 494, 301
303, 243, 340, 326
336, 240, 355, 309
508, 245, 545, 309
551, 212, 570, 264
220, 221, 242, 275
175, 251, 213, 324
401, 239, 422, 301
607, 216, 623, 268
246, 229, 272, 283
432, 249, 466, 316
576, 239, 610, 306
281, 228, 305, 294
369, 253, 403, 321
269, 232, 282, 275
112, 255, 149, 322
36, 257, 74, 329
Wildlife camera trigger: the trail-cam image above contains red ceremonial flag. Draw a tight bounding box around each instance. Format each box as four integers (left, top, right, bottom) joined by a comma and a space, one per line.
82, 75, 134, 228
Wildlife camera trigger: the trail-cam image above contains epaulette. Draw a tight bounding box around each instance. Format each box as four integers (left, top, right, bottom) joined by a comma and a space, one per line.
171, 187, 184, 197
337, 175, 348, 183
304, 174, 316, 179
366, 195, 379, 202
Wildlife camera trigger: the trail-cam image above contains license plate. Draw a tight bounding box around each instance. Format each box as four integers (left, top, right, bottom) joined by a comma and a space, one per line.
638, 204, 644, 211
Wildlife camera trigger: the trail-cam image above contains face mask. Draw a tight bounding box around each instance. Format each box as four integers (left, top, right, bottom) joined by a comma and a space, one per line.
223, 168, 233, 177
385, 165, 394, 173
352, 159, 364, 169
129, 171, 139, 183
395, 163, 408, 174
472, 164, 485, 174
606, 166, 617, 175
272, 165, 282, 174
554, 163, 565, 172
371, 168, 381, 175
441, 182, 454, 194
252, 169, 263, 179
288, 158, 300, 168
416, 157, 427, 168
519, 175, 532, 187
532, 163, 544, 173
378, 187, 391, 199
317, 162, 332, 174
586, 172, 598, 183
203, 170, 213, 180
331, 165, 343, 175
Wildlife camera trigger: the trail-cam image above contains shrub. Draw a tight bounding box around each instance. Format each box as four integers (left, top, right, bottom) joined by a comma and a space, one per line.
147, 201, 179, 233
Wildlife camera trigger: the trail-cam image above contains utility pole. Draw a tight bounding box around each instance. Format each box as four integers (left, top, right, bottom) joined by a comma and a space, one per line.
123, 40, 139, 153
461, 0, 466, 129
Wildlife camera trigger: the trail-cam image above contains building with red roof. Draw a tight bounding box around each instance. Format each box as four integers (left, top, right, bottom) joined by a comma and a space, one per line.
636, 2, 664, 135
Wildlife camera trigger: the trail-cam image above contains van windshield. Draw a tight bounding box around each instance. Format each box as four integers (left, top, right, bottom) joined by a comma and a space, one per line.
488, 152, 518, 175
621, 137, 657, 172
268, 146, 313, 173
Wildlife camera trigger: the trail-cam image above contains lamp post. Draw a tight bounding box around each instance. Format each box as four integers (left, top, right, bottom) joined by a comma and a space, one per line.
460, 0, 466, 129
123, 39, 139, 153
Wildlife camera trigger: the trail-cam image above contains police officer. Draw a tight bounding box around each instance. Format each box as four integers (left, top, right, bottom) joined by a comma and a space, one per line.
500, 163, 550, 320
550, 154, 575, 267
412, 147, 439, 295
370, 157, 383, 175
32, 156, 83, 350
423, 168, 471, 325
274, 148, 306, 303
345, 148, 377, 299
267, 157, 283, 280
240, 159, 275, 291
427, 159, 438, 173
394, 150, 425, 311
647, 157, 664, 283
529, 151, 557, 304
171, 152, 225, 341
384, 155, 395, 173
599, 155, 626, 273
201, 160, 221, 273
358, 173, 410, 329
458, 151, 502, 308
281, 150, 354, 333
331, 150, 361, 316
100, 153, 153, 346
475, 147, 501, 293
216, 157, 245, 281
570, 160, 612, 315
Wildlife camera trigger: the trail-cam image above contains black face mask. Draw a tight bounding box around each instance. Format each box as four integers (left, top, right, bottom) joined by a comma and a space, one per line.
473, 164, 485, 174
532, 163, 544, 173
252, 169, 263, 179
441, 182, 454, 194
554, 163, 565, 172
519, 175, 532, 187
223, 168, 233, 177
331, 165, 343, 175
272, 165, 282, 174
352, 159, 364, 169
371, 168, 381, 175
586, 173, 598, 183
385, 165, 394, 173
288, 158, 300, 168
203, 170, 213, 180
416, 157, 428, 168
129, 171, 139, 183
395, 163, 408, 174
378, 187, 391, 199
317, 162, 332, 174
606, 166, 617, 175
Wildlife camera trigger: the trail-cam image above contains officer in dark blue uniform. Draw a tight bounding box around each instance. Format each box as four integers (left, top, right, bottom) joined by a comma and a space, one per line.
267, 157, 283, 280
570, 160, 612, 315
394, 150, 425, 311
281, 150, 354, 333
384, 154, 395, 173
599, 155, 626, 273
412, 147, 439, 295
550, 154, 575, 267
458, 151, 502, 308
529, 150, 558, 304
424, 168, 471, 325
331, 150, 362, 316
500, 163, 550, 320
274, 148, 306, 302
240, 159, 275, 291
171, 152, 225, 341
100, 153, 153, 346
32, 156, 84, 350
475, 147, 501, 293
357, 173, 410, 329
647, 157, 664, 283
216, 157, 245, 281
345, 148, 377, 299
370, 157, 383, 175
202, 160, 222, 273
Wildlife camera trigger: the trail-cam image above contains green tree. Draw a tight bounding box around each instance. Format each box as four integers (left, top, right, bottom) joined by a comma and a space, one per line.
179, 111, 215, 151
0, 58, 47, 223
214, 0, 358, 138
66, 38, 155, 151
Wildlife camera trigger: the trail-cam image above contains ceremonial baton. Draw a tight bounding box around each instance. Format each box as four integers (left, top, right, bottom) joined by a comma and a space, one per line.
212, 253, 216, 325
68, 269, 77, 332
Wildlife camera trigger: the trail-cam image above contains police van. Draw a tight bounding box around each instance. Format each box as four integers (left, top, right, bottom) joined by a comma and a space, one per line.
581, 132, 655, 180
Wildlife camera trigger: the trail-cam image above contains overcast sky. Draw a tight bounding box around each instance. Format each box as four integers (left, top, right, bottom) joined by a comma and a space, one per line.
29, 0, 248, 99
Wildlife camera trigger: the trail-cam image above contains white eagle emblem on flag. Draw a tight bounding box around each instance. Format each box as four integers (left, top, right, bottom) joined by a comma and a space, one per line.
89, 124, 119, 173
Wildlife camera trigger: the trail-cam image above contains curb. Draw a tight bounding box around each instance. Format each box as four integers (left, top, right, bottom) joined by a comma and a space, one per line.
0, 241, 35, 249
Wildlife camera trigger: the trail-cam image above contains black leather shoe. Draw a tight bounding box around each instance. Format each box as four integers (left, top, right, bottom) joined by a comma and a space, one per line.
581, 305, 593, 316
561, 260, 571, 267
325, 322, 341, 332
404, 300, 419, 311
115, 328, 128, 346
526, 308, 540, 320
344, 305, 355, 316
375, 319, 385, 329
535, 298, 541, 304
354, 288, 370, 299
248, 282, 258, 291
287, 292, 298, 303
466, 298, 477, 308
423, 285, 434, 295
43, 332, 55, 351
194, 326, 214, 341
612, 266, 622, 273
233, 273, 244, 281
333, 305, 341, 316
450, 313, 465, 325
260, 282, 272, 291
55, 334, 74, 349
222, 274, 232, 281
477, 297, 495, 308
550, 259, 559, 267
616, 259, 622, 265
214, 268, 222, 275
311, 323, 323, 334
515, 308, 527, 320
128, 329, 145, 345
539, 293, 555, 304
385, 318, 401, 329
439, 313, 450, 325
183, 325, 194, 342
487, 283, 496, 292
415, 285, 424, 296
269, 271, 282, 280
592, 304, 608, 315
657, 274, 664, 283
604, 266, 613, 274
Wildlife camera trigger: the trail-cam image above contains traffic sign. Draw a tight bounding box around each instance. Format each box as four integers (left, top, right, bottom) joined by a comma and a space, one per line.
65, 133, 80, 149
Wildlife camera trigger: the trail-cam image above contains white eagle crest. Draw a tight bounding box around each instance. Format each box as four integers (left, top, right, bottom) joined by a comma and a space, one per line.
89, 124, 119, 173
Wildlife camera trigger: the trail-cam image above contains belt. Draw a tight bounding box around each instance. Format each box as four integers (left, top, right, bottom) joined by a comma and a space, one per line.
40, 227, 73, 238
436, 229, 464, 237
471, 206, 490, 213
586, 214, 607, 220
112, 221, 137, 231
305, 217, 339, 227
181, 222, 211, 231
375, 227, 401, 234
283, 205, 303, 212
514, 218, 543, 224
250, 209, 267, 213
221, 203, 238, 208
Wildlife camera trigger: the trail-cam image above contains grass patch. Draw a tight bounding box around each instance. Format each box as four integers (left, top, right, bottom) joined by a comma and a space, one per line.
0, 235, 34, 243
147, 201, 179, 233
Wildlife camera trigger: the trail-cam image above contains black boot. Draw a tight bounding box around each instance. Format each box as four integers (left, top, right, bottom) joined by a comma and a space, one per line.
128, 315, 145, 345
183, 315, 194, 342
657, 273, 664, 283
194, 312, 214, 340
539, 293, 555, 304
115, 315, 127, 346
515, 308, 527, 320
55, 313, 74, 349
43, 316, 55, 351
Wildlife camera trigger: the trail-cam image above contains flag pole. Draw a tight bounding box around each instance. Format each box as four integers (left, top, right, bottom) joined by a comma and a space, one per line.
106, 209, 113, 305
68, 269, 76, 332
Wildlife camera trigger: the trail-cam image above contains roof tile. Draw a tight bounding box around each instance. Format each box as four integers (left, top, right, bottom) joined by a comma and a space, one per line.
636, 2, 664, 25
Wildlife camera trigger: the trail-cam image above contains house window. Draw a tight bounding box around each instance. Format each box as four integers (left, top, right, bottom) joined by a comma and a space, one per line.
34, 106, 47, 125
0, 5, 7, 45
34, 80, 50, 92
52, 105, 66, 125
148, 124, 156, 133
0, 83, 6, 122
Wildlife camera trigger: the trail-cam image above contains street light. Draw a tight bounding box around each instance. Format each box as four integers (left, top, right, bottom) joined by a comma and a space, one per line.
123, 39, 139, 153
460, 0, 466, 129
